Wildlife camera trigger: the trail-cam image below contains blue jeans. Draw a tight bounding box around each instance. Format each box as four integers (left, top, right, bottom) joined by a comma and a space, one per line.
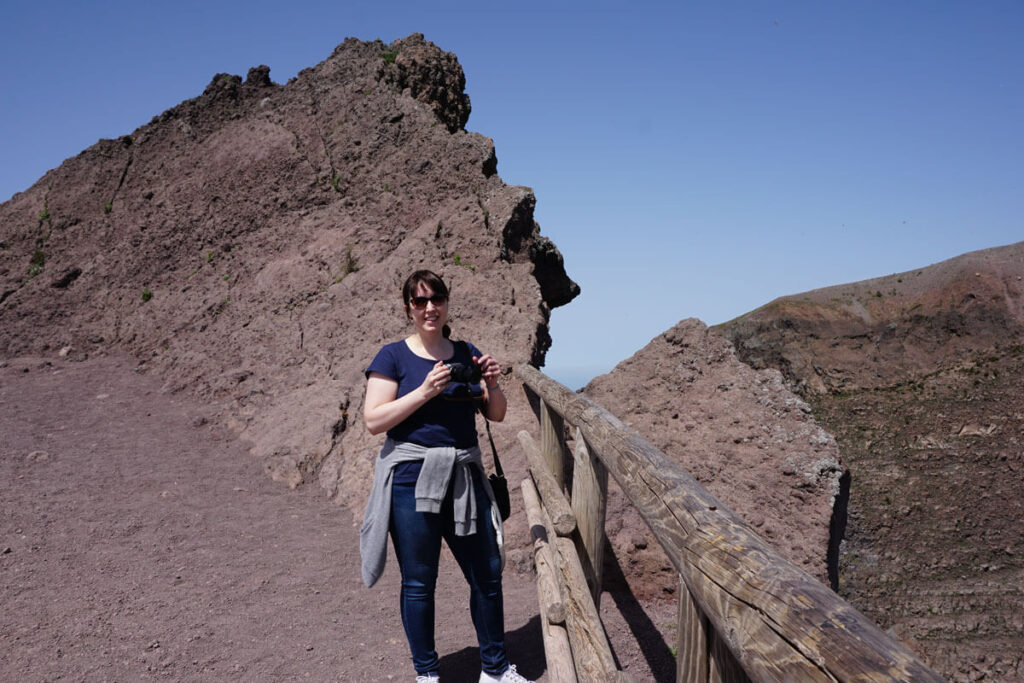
389, 470, 507, 676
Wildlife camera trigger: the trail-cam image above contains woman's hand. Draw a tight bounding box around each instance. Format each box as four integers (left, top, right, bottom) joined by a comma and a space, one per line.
364, 362, 451, 435
474, 354, 507, 422
474, 354, 501, 388
419, 361, 452, 399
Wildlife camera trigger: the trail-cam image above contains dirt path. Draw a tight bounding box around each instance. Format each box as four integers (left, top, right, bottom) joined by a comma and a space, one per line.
1, 354, 675, 682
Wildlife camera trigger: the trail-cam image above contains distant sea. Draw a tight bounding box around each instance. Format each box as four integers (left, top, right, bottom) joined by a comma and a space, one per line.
541, 366, 606, 392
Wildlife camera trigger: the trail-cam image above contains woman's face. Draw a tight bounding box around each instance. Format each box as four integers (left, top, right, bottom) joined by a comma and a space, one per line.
408, 282, 448, 334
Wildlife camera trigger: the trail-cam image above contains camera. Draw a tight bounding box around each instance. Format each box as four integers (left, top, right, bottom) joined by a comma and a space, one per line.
445, 361, 482, 384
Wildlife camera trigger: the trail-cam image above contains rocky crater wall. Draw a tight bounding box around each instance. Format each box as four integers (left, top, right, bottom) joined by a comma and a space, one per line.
582, 319, 846, 600
720, 242, 1024, 681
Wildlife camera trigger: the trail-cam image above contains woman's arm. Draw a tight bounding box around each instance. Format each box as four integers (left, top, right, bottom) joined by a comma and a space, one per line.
363, 363, 451, 435
475, 354, 507, 422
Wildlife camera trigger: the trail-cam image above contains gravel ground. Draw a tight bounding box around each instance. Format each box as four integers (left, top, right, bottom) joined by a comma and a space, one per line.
1, 353, 676, 682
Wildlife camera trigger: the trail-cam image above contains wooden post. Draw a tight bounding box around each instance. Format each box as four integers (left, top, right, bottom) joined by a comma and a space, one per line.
540, 399, 566, 488
709, 629, 751, 683
676, 575, 709, 683
570, 428, 608, 606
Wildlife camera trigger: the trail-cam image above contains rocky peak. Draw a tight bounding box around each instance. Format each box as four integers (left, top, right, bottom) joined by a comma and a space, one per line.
375, 33, 471, 133
0, 35, 577, 522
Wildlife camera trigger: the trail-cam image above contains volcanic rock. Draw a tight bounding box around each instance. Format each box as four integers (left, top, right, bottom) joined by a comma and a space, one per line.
720, 241, 1024, 681
582, 318, 846, 599
0, 35, 577, 534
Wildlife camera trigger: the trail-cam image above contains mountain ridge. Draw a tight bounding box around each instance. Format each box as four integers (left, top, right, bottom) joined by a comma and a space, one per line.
0, 34, 577, 525
721, 240, 1024, 681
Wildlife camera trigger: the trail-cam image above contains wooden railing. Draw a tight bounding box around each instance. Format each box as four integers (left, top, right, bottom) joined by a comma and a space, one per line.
514, 364, 942, 683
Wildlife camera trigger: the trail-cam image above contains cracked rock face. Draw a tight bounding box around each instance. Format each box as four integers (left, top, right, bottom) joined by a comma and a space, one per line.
582, 318, 846, 600
0, 35, 578, 526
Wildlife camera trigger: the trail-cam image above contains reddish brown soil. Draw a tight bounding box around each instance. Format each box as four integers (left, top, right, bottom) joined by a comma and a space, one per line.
0, 353, 678, 682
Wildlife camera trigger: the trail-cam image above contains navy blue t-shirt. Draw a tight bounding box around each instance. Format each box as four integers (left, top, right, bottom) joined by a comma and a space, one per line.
365, 339, 484, 483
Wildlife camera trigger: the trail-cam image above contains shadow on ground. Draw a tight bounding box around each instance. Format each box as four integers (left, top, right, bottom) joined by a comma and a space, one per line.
605, 548, 677, 682
440, 615, 545, 680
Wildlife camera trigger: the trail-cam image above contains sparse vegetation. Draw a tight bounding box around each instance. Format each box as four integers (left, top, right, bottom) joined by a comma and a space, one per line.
206, 251, 215, 263
103, 201, 113, 214
330, 174, 342, 192
31, 202, 53, 275
212, 297, 230, 316
381, 50, 398, 64
28, 249, 45, 276
141, 288, 153, 302
343, 246, 359, 275
333, 246, 360, 283
475, 196, 492, 230
453, 253, 476, 272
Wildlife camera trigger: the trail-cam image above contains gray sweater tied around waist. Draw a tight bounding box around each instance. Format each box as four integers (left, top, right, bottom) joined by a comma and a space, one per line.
359, 438, 504, 588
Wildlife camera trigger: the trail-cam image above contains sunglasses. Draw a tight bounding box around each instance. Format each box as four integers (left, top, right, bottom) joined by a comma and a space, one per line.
409, 294, 448, 309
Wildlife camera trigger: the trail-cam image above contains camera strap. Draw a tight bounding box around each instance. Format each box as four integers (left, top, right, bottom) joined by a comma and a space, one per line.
454, 340, 503, 476
481, 412, 503, 477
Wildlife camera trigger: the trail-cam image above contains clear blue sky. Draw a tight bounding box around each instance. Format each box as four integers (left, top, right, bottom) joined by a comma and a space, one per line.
2, 1, 1021, 388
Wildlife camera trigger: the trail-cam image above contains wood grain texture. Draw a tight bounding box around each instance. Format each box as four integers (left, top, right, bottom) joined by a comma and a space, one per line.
540, 400, 566, 488
570, 428, 608, 607
539, 598, 577, 683
523, 479, 579, 683
518, 429, 577, 536
677, 576, 709, 683
554, 534, 627, 683
521, 477, 567, 625
515, 364, 944, 683
523, 475, 624, 681
710, 628, 752, 683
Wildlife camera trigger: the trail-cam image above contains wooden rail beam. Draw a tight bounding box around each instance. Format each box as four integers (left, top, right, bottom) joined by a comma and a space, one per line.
522, 479, 577, 682
521, 475, 567, 625
522, 476, 624, 682
518, 430, 577, 536
515, 364, 943, 683
539, 602, 577, 683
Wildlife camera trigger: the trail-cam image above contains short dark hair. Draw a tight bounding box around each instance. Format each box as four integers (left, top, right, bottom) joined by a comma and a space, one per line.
401, 270, 451, 337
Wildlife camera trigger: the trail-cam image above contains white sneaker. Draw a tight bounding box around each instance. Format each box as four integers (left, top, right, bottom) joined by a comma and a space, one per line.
479, 664, 532, 683
415, 675, 439, 682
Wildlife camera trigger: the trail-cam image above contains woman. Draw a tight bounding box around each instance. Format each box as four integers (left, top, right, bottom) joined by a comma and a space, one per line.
359, 270, 531, 683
